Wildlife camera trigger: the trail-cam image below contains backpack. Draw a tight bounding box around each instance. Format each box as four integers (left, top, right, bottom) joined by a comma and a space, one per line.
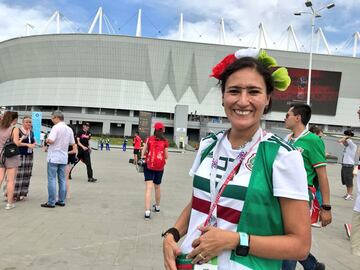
146, 136, 167, 171
1, 127, 20, 164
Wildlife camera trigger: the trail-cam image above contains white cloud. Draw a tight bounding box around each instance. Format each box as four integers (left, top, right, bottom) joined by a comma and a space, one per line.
146, 0, 357, 55
323, 25, 339, 33
336, 0, 360, 10
0, 3, 81, 42
0, 0, 355, 56
154, 0, 310, 52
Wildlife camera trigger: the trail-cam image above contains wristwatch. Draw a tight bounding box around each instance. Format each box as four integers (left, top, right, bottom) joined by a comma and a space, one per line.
321, 204, 332, 211
235, 232, 250, 257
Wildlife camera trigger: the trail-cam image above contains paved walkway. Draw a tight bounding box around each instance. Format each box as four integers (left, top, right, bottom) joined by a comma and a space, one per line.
0, 148, 359, 270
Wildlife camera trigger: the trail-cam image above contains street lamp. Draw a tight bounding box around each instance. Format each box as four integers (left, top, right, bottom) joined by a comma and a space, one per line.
294, 1, 335, 106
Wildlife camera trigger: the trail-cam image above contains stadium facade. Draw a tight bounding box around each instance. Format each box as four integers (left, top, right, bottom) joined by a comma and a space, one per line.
0, 34, 359, 144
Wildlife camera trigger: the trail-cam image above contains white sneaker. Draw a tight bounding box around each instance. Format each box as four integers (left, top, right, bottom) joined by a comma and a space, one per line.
5, 203, 15, 210
153, 204, 160, 212
345, 194, 354, 200
311, 221, 322, 228
144, 210, 151, 220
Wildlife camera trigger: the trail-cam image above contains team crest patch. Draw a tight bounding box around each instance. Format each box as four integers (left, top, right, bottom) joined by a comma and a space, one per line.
245, 153, 256, 171
296, 147, 304, 153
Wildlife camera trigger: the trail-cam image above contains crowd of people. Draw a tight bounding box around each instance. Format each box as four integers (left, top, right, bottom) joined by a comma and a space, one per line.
0, 48, 359, 269
0, 111, 100, 209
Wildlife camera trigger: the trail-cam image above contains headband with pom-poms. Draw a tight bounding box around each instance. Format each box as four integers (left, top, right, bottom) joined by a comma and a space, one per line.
210, 48, 291, 91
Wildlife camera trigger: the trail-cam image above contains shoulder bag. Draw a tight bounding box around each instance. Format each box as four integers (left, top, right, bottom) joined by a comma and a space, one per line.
1, 127, 20, 163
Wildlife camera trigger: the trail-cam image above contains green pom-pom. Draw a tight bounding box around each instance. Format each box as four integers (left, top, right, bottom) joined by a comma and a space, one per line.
272, 67, 291, 91
258, 49, 277, 68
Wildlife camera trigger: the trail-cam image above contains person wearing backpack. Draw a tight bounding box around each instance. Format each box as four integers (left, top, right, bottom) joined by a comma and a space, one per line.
141, 122, 169, 220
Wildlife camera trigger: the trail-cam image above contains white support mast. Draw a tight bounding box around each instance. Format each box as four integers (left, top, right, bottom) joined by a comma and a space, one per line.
136, 9, 142, 37
25, 23, 35, 36
286, 25, 300, 51
257, 23, 269, 49
353, 32, 360, 57
315, 27, 331, 54
99, 7, 103, 34
179, 13, 184, 41
88, 7, 103, 34
56, 11, 60, 33
42, 11, 61, 34
219, 17, 226, 44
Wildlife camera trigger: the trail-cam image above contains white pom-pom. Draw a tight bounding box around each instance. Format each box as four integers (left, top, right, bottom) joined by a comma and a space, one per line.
234, 48, 260, 59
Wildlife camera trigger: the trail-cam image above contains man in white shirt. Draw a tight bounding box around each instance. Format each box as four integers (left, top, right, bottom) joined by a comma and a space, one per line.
339, 129, 358, 200
348, 109, 360, 255
41, 110, 76, 208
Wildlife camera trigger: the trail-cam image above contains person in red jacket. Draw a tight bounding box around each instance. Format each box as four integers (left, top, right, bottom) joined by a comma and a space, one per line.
141, 122, 169, 220
133, 131, 142, 165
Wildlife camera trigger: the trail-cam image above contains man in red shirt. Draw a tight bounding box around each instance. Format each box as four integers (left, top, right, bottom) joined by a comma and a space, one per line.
133, 131, 142, 165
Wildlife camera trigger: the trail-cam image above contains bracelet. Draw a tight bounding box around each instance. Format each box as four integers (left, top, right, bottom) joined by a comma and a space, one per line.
321, 204, 332, 211
161, 227, 180, 242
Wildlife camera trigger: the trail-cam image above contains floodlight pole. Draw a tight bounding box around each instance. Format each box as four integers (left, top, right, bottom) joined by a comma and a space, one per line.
307, 14, 315, 106
294, 1, 335, 106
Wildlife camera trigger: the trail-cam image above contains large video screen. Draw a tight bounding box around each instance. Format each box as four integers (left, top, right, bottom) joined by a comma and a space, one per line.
271, 67, 342, 115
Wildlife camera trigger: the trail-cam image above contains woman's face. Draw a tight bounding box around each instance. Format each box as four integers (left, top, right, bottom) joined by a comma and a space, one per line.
222, 67, 270, 134
23, 118, 32, 129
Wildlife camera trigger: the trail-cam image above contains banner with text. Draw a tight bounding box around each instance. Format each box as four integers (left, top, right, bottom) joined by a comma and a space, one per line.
32, 112, 42, 145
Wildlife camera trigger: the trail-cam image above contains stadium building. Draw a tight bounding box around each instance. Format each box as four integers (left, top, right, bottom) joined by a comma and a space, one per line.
0, 33, 359, 145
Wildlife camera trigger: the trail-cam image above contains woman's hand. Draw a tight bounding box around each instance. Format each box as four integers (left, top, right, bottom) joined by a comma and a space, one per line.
187, 226, 238, 264
28, 143, 36, 149
163, 234, 181, 270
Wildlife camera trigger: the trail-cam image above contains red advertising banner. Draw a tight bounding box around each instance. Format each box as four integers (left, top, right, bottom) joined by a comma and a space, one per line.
271, 67, 342, 115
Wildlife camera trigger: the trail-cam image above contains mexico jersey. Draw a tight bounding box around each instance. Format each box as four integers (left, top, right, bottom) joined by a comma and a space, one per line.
285, 130, 326, 186
181, 129, 308, 270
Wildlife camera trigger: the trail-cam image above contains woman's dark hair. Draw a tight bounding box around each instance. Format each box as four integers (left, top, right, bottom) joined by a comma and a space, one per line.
0, 111, 18, 129
309, 125, 323, 136
344, 129, 354, 137
154, 129, 165, 140
218, 57, 274, 114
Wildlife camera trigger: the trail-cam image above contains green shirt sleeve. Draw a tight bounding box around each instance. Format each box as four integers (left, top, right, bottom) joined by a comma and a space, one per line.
309, 136, 327, 168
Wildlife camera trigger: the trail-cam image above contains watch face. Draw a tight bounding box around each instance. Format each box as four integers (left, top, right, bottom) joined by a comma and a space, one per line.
235, 245, 249, 257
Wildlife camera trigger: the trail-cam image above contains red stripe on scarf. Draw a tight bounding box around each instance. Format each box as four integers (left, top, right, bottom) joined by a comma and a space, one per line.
176, 264, 193, 269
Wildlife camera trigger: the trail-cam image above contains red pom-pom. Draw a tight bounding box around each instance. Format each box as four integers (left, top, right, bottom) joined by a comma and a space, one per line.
210, 54, 236, 79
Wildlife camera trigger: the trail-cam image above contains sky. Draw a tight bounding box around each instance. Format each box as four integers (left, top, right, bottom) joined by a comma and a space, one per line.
0, 0, 359, 56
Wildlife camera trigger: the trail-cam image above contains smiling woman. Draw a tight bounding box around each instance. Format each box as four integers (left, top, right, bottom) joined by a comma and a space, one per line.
162, 49, 311, 270
221, 61, 271, 149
